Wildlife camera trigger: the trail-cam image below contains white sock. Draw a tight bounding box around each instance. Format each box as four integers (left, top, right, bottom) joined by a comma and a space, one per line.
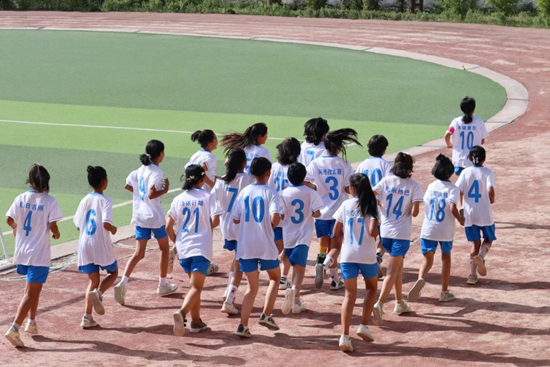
227, 271, 234, 286
479, 243, 491, 259
84, 313, 92, 319
329, 268, 339, 282
121, 276, 129, 286
28, 319, 35, 324
470, 259, 477, 277
323, 255, 335, 269
226, 285, 238, 304
159, 277, 167, 287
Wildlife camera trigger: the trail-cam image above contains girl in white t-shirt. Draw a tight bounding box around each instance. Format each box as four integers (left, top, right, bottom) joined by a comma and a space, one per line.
306, 129, 359, 291
186, 130, 218, 192
74, 166, 119, 329
221, 122, 272, 175
456, 146, 496, 286
267, 137, 301, 291
114, 140, 177, 306
407, 155, 464, 304
372, 153, 423, 324
4, 164, 62, 348
213, 149, 252, 316
167, 165, 221, 336
298, 117, 329, 167
331, 173, 380, 352
444, 97, 488, 176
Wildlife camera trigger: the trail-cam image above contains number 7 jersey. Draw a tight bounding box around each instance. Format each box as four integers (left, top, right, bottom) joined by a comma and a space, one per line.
420, 180, 460, 242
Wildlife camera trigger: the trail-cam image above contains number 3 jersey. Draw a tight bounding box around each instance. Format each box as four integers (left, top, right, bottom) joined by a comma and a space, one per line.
6, 191, 63, 267
456, 166, 495, 228
232, 184, 282, 261
73, 193, 116, 268
420, 180, 460, 242
374, 176, 423, 240
448, 115, 488, 168
168, 188, 221, 261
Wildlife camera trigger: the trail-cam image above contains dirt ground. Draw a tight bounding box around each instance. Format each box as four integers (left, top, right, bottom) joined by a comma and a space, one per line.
1, 12, 550, 367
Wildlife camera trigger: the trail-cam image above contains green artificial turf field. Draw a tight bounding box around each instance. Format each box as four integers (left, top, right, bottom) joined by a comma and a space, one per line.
0, 30, 507, 255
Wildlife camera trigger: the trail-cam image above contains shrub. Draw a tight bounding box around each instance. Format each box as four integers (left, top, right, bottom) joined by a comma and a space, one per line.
306, 0, 327, 10
487, 0, 518, 15
363, 0, 380, 10
437, 0, 478, 17
537, 0, 550, 17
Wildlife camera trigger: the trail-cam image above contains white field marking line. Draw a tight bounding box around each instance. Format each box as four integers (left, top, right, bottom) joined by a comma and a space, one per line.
0, 119, 286, 141
1, 188, 181, 237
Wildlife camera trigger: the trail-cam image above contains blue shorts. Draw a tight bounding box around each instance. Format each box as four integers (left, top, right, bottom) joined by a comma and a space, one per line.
78, 260, 118, 274
381, 238, 410, 257
284, 245, 309, 267
180, 256, 210, 276
224, 239, 237, 252
135, 225, 167, 240
16, 265, 49, 284
420, 239, 453, 255
239, 258, 280, 273
455, 167, 465, 176
315, 219, 336, 238
274, 227, 283, 242
465, 224, 497, 242
341, 262, 378, 280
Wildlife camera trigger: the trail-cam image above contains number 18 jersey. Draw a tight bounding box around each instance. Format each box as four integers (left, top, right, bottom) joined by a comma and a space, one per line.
420, 180, 460, 242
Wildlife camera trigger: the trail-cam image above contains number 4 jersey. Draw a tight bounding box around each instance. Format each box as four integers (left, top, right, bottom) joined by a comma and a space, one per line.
420, 180, 460, 242
456, 166, 495, 228
73, 193, 116, 268
374, 176, 423, 240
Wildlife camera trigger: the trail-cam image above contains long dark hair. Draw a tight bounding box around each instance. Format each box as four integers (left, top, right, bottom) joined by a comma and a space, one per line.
432, 154, 454, 181
140, 140, 165, 166
324, 128, 362, 160
221, 122, 268, 153
461, 97, 476, 124
223, 148, 247, 184
182, 164, 205, 190
468, 145, 486, 165
304, 117, 329, 145
350, 173, 378, 219
391, 152, 414, 179
191, 130, 216, 148
277, 137, 301, 166
87, 166, 107, 189
27, 164, 50, 193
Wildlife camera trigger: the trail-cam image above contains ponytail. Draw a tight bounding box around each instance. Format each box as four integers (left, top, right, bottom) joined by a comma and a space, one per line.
468, 145, 486, 166
460, 96, 476, 124
276, 137, 301, 165
324, 128, 361, 160
391, 152, 414, 179
221, 122, 268, 153
303, 117, 329, 145
350, 173, 378, 219
223, 148, 247, 183
191, 130, 216, 148
140, 140, 165, 166
182, 164, 205, 190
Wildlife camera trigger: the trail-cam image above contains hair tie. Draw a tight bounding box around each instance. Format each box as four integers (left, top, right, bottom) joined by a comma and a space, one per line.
146, 154, 151, 158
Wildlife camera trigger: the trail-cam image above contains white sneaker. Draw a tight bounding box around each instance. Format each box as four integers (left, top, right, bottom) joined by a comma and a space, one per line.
467, 275, 479, 285
207, 263, 219, 276
373, 301, 384, 326
173, 311, 186, 337
81, 315, 98, 329
281, 288, 294, 315
339, 335, 353, 352
5, 328, 24, 347
314, 264, 324, 289
221, 302, 239, 315
473, 256, 487, 276
393, 300, 412, 315
89, 289, 105, 315
407, 278, 425, 302
330, 279, 345, 291
356, 324, 374, 342
292, 298, 307, 314
114, 283, 126, 306
24, 321, 38, 335
168, 245, 177, 274
279, 279, 292, 290
236, 324, 252, 338
439, 290, 456, 302
157, 283, 178, 297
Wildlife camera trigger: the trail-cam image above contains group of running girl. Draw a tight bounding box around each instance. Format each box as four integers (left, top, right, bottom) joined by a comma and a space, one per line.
4, 96, 496, 353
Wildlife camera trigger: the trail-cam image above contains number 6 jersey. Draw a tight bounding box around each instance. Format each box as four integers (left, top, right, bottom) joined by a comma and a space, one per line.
420, 180, 460, 242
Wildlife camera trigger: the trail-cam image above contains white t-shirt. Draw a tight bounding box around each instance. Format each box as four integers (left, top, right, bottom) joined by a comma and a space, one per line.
373, 176, 423, 240
281, 185, 325, 248
456, 166, 495, 227
6, 191, 63, 267
305, 155, 353, 220
211, 173, 252, 241
333, 197, 377, 264
126, 163, 166, 229
186, 149, 217, 192
298, 141, 326, 167
420, 180, 460, 242
267, 163, 290, 193
244, 145, 272, 175
73, 193, 116, 267
167, 188, 221, 262
448, 116, 489, 168
232, 184, 281, 261
355, 157, 393, 187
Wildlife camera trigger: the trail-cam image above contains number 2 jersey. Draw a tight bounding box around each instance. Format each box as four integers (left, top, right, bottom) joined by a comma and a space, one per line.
305, 155, 353, 220
126, 163, 165, 229
448, 115, 488, 168
420, 180, 460, 242
6, 191, 63, 267
73, 193, 116, 267
456, 166, 495, 227
374, 176, 423, 240
167, 188, 221, 261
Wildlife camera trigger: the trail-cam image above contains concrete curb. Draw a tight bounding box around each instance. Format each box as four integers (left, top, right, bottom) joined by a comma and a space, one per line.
0, 26, 529, 271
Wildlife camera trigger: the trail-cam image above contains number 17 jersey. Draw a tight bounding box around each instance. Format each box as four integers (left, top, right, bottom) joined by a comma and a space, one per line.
420, 180, 460, 242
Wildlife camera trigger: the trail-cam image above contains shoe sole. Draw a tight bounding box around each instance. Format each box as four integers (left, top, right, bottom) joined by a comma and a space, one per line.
114, 287, 125, 306
292, 307, 306, 314
439, 296, 456, 302
5, 334, 24, 348
339, 344, 353, 352
281, 288, 293, 315
259, 321, 280, 331
89, 292, 105, 316
221, 306, 239, 315
466, 280, 478, 286
158, 286, 179, 297
393, 307, 411, 315
473, 257, 487, 276
24, 327, 38, 335
357, 332, 374, 342
207, 264, 219, 276
173, 313, 185, 337
81, 323, 99, 329
236, 332, 252, 338
330, 284, 345, 291
373, 306, 383, 326
314, 264, 324, 289
190, 326, 208, 333
407, 279, 425, 302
